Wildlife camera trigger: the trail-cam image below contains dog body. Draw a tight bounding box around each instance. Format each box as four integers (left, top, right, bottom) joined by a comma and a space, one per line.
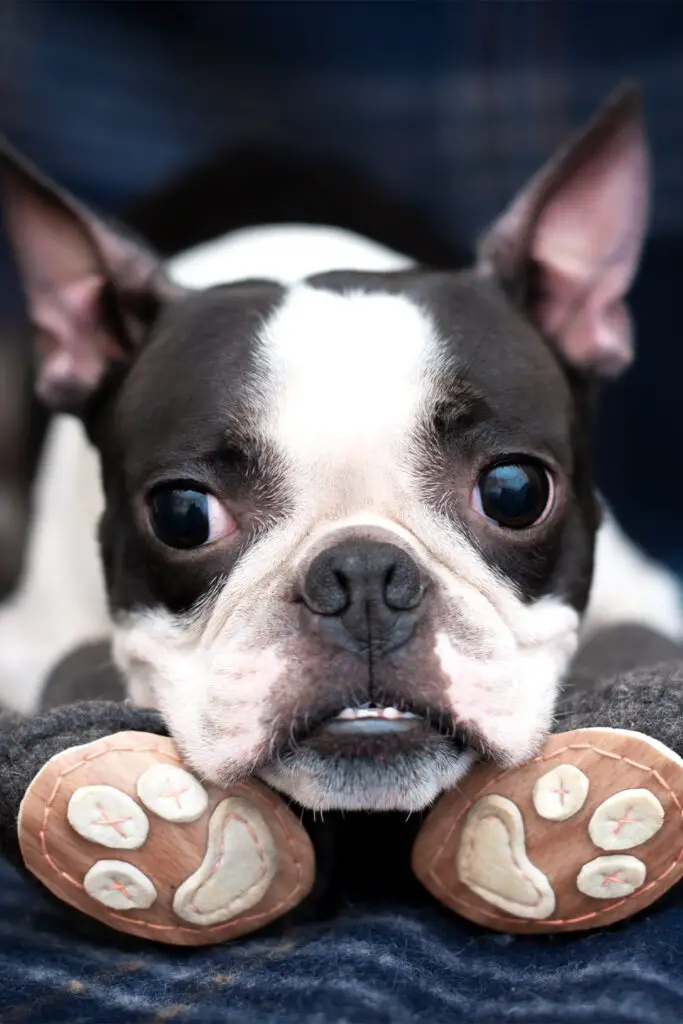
2, 88, 682, 813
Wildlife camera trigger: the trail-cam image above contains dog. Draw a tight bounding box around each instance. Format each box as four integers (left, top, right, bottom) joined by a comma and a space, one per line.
1, 85, 681, 815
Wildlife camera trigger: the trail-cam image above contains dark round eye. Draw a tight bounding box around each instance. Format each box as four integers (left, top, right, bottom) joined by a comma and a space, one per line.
472, 462, 553, 529
148, 487, 235, 549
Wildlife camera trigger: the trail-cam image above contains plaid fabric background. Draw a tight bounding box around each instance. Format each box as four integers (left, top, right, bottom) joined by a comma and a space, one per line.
1, 1, 683, 305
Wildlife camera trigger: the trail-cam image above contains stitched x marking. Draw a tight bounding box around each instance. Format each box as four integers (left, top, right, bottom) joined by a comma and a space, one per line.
109, 878, 133, 901
93, 805, 132, 839
159, 782, 189, 809
611, 806, 638, 836
601, 872, 626, 887
551, 781, 570, 807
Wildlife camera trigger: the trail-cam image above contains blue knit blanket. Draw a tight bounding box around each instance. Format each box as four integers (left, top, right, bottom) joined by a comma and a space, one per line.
1, 860, 682, 1024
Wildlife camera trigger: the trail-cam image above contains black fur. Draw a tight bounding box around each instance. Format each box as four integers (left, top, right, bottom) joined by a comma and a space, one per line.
94, 280, 289, 614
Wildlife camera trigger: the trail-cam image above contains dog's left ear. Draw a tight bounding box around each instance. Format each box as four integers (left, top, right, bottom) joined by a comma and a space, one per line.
0, 142, 187, 411
478, 83, 649, 378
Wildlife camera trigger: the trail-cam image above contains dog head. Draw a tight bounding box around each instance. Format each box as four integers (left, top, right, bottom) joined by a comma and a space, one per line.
1, 86, 649, 811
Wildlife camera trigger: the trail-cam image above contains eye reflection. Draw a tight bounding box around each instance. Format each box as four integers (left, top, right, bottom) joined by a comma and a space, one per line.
148, 487, 236, 549
473, 463, 552, 529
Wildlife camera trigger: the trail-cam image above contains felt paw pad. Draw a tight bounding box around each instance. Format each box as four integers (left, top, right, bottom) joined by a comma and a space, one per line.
412, 728, 683, 933
18, 731, 315, 945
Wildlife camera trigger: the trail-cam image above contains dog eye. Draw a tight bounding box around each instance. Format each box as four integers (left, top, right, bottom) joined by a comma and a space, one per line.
472, 462, 553, 529
147, 487, 236, 549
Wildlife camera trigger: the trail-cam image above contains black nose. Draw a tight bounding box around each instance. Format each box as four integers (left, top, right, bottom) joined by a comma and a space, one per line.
301, 540, 425, 652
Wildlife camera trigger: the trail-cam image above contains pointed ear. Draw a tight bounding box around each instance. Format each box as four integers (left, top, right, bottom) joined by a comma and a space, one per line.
478, 83, 650, 378
0, 141, 188, 410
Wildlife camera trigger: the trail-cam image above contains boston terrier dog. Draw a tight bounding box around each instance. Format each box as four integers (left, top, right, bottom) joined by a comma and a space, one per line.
1, 85, 681, 816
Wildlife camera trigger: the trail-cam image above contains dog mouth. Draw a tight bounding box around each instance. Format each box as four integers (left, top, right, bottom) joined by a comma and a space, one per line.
291, 699, 477, 758
254, 697, 485, 810
321, 703, 425, 736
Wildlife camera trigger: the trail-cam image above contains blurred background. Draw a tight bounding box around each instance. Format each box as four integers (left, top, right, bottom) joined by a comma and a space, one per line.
1, 0, 683, 601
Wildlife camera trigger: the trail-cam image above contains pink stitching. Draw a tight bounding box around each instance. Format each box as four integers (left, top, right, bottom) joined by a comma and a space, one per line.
610, 805, 638, 837
35, 738, 306, 936
91, 804, 133, 841
552, 781, 570, 807
426, 741, 683, 927
109, 877, 135, 903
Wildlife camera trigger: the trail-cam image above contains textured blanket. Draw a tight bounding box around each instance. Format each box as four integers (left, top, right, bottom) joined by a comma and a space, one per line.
2, 631, 683, 1024
1, 857, 682, 1024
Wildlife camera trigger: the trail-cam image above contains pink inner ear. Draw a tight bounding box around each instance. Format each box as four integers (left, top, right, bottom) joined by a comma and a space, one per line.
3, 164, 181, 407
33, 273, 123, 405
530, 126, 648, 376
533, 253, 636, 377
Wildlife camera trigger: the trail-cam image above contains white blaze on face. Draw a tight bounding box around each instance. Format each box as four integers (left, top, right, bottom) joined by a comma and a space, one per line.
261, 285, 437, 499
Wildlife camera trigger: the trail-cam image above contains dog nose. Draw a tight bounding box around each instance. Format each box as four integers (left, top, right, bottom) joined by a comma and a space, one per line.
301, 540, 425, 651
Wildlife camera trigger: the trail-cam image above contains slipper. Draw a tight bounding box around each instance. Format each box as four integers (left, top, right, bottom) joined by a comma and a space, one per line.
412, 728, 683, 933
18, 730, 316, 946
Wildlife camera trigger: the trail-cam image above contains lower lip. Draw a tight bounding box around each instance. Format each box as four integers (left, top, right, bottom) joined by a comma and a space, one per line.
322, 718, 423, 736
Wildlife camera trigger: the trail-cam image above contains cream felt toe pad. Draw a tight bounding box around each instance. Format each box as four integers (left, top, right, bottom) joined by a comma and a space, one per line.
136, 764, 208, 823
67, 786, 149, 849
83, 859, 158, 910
588, 789, 665, 851
18, 732, 315, 946
576, 855, 646, 899
532, 764, 589, 821
412, 728, 683, 934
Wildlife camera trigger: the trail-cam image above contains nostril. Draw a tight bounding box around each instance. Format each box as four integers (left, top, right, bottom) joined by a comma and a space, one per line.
301, 557, 350, 615
333, 569, 349, 597
384, 552, 424, 611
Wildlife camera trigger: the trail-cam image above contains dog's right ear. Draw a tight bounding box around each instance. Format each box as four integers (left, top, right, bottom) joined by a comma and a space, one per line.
478, 83, 649, 379
0, 142, 188, 411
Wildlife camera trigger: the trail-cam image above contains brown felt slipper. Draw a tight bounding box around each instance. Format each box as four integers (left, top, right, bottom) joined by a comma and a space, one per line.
18, 731, 315, 946
412, 728, 683, 934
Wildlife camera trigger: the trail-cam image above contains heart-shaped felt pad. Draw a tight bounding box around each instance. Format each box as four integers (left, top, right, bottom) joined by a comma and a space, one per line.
456, 794, 556, 919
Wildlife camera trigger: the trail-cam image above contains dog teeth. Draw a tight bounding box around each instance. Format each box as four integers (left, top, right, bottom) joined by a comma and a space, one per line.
332, 706, 421, 721
323, 705, 424, 736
